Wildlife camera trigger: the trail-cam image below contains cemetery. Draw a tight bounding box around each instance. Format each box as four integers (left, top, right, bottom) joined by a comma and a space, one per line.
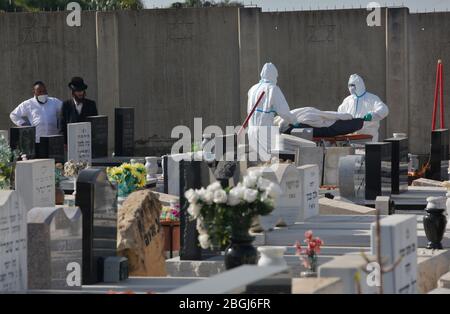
1, 4, 450, 297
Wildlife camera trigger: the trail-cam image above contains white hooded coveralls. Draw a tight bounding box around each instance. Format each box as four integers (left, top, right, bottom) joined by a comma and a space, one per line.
337, 74, 389, 142
247, 63, 297, 160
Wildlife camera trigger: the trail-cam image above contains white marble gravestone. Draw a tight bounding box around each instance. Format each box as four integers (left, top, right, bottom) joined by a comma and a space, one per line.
164, 153, 192, 196
370, 215, 417, 294
256, 163, 301, 229
0, 190, 27, 292
15, 159, 55, 212
297, 164, 319, 221
67, 122, 91, 164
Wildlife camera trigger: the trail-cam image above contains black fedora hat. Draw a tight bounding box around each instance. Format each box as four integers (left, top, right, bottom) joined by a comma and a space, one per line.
68, 77, 88, 91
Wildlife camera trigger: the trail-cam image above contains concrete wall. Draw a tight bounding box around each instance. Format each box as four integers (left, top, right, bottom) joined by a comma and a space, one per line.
0, 8, 449, 155
0, 11, 97, 130
407, 12, 450, 154
257, 9, 388, 140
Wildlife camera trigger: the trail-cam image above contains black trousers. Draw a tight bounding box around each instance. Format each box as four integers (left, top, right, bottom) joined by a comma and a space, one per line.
284, 118, 365, 137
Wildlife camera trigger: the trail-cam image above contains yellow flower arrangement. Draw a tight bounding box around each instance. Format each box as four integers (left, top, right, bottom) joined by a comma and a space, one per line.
107, 162, 147, 197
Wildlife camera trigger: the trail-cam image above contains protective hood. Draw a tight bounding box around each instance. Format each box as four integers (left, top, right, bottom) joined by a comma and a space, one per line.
260, 62, 278, 84
348, 74, 366, 97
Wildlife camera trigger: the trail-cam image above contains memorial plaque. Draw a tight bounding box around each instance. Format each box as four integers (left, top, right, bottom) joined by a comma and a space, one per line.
38, 135, 65, 163
365, 142, 392, 200
86, 115, 108, 158
115, 108, 134, 156
9, 126, 36, 159
76, 168, 118, 284
298, 164, 319, 221
258, 163, 301, 229
0, 191, 27, 292
370, 215, 417, 293
68, 122, 92, 164
27, 207, 82, 290
384, 137, 408, 194
426, 129, 449, 181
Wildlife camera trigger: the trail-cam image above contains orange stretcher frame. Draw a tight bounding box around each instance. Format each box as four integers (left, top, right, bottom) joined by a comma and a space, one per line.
312, 134, 373, 144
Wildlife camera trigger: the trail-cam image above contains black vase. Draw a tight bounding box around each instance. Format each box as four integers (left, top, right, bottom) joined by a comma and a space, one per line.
224, 218, 257, 270
423, 207, 447, 249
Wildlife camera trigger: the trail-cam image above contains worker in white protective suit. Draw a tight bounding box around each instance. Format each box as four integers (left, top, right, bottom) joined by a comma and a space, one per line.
247, 63, 299, 161
338, 74, 389, 142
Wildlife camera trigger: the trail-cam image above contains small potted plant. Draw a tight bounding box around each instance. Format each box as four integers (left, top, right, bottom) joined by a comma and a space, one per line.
295, 230, 324, 277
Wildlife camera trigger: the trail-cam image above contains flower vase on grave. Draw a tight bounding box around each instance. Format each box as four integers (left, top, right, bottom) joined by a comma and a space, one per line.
257, 246, 287, 267
224, 216, 257, 270
145, 157, 158, 183
423, 196, 448, 249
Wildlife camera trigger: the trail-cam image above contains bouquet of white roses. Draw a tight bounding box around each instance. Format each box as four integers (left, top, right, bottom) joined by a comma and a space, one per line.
184, 168, 282, 250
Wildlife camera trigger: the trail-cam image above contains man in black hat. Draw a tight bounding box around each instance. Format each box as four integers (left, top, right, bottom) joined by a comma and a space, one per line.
60, 77, 98, 144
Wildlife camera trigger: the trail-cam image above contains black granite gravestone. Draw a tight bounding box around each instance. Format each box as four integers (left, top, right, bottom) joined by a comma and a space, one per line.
86, 115, 108, 158
365, 142, 392, 200
384, 137, 408, 194
75, 168, 118, 284
426, 129, 449, 181
114, 108, 134, 156
9, 126, 36, 159
179, 160, 211, 261
38, 135, 65, 163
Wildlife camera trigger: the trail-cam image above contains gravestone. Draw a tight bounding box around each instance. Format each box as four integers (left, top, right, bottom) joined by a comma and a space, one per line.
179, 160, 211, 260
258, 163, 301, 229
27, 206, 82, 290
384, 137, 408, 194
76, 168, 118, 284
297, 165, 319, 221
0, 190, 27, 292
296, 146, 324, 185
68, 122, 92, 164
9, 126, 36, 159
163, 153, 192, 195
426, 129, 449, 181
117, 190, 166, 276
338, 155, 365, 202
115, 108, 134, 156
15, 159, 55, 212
365, 142, 392, 200
38, 135, 65, 163
323, 147, 355, 186
86, 115, 108, 158
370, 215, 417, 293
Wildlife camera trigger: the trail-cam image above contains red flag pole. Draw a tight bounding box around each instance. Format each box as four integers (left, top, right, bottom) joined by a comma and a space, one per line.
439, 61, 444, 128
432, 60, 441, 131
238, 91, 266, 136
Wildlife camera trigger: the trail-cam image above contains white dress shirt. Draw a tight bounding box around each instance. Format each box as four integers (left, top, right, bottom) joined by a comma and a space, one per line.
73, 98, 83, 115
10, 97, 63, 143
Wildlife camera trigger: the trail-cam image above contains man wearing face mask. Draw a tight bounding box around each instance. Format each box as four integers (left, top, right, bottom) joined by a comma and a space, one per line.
10, 81, 62, 144
60, 77, 98, 145
338, 74, 389, 142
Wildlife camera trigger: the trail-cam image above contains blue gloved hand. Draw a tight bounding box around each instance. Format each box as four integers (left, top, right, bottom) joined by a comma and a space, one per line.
363, 113, 373, 121
292, 122, 301, 128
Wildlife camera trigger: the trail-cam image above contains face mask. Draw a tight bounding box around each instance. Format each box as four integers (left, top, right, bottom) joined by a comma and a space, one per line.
37, 94, 48, 104
348, 85, 356, 96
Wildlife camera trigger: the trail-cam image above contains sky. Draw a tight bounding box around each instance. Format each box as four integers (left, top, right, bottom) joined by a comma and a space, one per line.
142, 0, 450, 12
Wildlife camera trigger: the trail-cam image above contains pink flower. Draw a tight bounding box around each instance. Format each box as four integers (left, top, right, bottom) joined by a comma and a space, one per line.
304, 230, 313, 240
